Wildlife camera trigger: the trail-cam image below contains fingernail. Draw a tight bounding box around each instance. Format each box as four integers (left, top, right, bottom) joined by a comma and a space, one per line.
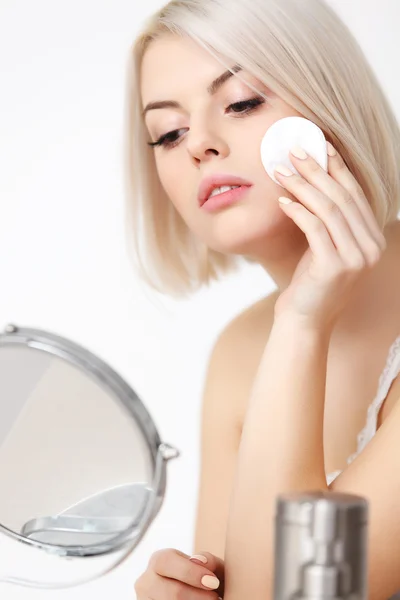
275, 164, 293, 176
201, 575, 220, 590
189, 554, 208, 564
326, 141, 337, 157
278, 196, 293, 204
290, 146, 308, 159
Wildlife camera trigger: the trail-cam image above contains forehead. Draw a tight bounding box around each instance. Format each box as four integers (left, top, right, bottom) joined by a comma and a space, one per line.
140, 35, 236, 103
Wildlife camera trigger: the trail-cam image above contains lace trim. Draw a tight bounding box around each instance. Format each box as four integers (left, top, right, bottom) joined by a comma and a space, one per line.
326, 469, 342, 486
346, 334, 400, 466
327, 334, 400, 484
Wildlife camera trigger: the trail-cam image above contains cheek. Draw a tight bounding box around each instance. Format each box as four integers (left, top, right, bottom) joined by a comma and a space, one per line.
156, 157, 189, 213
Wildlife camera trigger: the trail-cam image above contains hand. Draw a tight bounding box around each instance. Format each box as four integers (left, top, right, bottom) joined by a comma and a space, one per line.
272, 142, 386, 329
134, 548, 225, 599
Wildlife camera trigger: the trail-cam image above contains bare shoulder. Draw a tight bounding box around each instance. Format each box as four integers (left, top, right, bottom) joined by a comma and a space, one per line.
205, 290, 279, 427
214, 290, 279, 356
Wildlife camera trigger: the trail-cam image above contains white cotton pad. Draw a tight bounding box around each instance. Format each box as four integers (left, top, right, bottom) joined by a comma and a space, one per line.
260, 116, 328, 187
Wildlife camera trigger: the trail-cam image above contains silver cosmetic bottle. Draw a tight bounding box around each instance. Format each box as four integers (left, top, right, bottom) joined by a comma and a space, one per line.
273, 491, 369, 599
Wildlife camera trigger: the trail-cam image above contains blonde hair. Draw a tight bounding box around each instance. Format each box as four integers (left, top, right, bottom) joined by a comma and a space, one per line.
124, 0, 400, 298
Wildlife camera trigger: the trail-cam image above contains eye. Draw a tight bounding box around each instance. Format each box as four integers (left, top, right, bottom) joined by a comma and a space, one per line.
147, 96, 266, 150
227, 96, 265, 114
147, 128, 185, 150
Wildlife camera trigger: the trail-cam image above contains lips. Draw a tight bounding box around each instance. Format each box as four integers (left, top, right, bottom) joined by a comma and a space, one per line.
198, 174, 253, 207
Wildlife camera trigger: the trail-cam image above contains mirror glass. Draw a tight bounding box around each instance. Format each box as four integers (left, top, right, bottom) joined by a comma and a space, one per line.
0, 343, 154, 548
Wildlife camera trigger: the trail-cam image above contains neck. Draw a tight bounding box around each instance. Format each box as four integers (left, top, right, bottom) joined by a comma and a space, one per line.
255, 225, 309, 290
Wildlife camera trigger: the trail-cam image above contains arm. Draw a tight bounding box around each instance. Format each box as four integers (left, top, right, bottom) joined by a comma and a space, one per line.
193, 323, 242, 561
222, 315, 330, 600
330, 382, 400, 599
193, 295, 278, 561
221, 142, 397, 599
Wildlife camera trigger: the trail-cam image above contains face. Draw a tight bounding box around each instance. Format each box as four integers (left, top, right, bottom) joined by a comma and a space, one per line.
140, 35, 306, 262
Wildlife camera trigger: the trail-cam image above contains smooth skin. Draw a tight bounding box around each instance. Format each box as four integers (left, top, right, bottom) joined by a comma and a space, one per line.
135, 35, 400, 599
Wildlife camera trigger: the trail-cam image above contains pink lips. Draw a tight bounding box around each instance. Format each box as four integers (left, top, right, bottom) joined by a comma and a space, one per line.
198, 173, 253, 207
201, 185, 252, 211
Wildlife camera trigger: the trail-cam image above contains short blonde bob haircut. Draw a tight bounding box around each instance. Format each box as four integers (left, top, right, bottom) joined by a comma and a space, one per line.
124, 0, 400, 298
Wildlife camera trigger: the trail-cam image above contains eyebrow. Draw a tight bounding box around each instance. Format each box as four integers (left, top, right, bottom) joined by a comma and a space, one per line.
142, 64, 242, 118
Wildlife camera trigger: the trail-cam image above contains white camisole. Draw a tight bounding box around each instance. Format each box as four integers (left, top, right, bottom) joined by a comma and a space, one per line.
326, 334, 400, 486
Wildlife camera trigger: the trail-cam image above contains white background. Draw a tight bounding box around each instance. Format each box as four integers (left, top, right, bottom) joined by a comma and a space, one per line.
0, 1, 399, 598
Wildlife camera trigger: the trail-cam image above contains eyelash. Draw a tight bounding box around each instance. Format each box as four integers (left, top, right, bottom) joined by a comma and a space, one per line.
147, 96, 265, 150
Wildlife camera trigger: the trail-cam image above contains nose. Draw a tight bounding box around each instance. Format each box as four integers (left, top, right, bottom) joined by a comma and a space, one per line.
186, 119, 230, 165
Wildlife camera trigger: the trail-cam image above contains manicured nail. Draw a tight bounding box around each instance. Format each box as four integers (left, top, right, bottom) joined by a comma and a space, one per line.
201, 575, 220, 590
189, 554, 208, 564
278, 196, 293, 204
326, 141, 337, 157
275, 164, 293, 176
290, 146, 308, 159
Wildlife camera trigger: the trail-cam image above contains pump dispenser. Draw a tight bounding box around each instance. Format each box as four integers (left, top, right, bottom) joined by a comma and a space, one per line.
273, 491, 369, 599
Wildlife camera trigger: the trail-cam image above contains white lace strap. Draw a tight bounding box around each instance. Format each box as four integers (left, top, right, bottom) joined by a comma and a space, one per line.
371, 335, 400, 419
348, 335, 400, 463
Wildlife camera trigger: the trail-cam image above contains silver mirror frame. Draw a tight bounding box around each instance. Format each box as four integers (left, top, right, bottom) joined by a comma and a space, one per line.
0, 323, 179, 588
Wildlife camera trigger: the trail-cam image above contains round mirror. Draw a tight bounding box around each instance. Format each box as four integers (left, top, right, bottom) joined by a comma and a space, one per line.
0, 323, 179, 588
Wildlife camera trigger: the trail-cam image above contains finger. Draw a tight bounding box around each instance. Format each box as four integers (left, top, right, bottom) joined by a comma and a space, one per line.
189, 552, 224, 579
325, 142, 386, 247
289, 144, 386, 259
151, 549, 221, 592
190, 553, 225, 596
275, 166, 365, 264
277, 196, 341, 266
141, 572, 219, 599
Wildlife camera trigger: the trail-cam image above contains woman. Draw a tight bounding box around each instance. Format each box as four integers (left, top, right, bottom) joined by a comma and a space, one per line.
127, 0, 400, 597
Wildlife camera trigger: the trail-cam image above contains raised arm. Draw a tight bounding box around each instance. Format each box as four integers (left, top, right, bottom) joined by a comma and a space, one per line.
222, 315, 330, 600
222, 145, 388, 599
